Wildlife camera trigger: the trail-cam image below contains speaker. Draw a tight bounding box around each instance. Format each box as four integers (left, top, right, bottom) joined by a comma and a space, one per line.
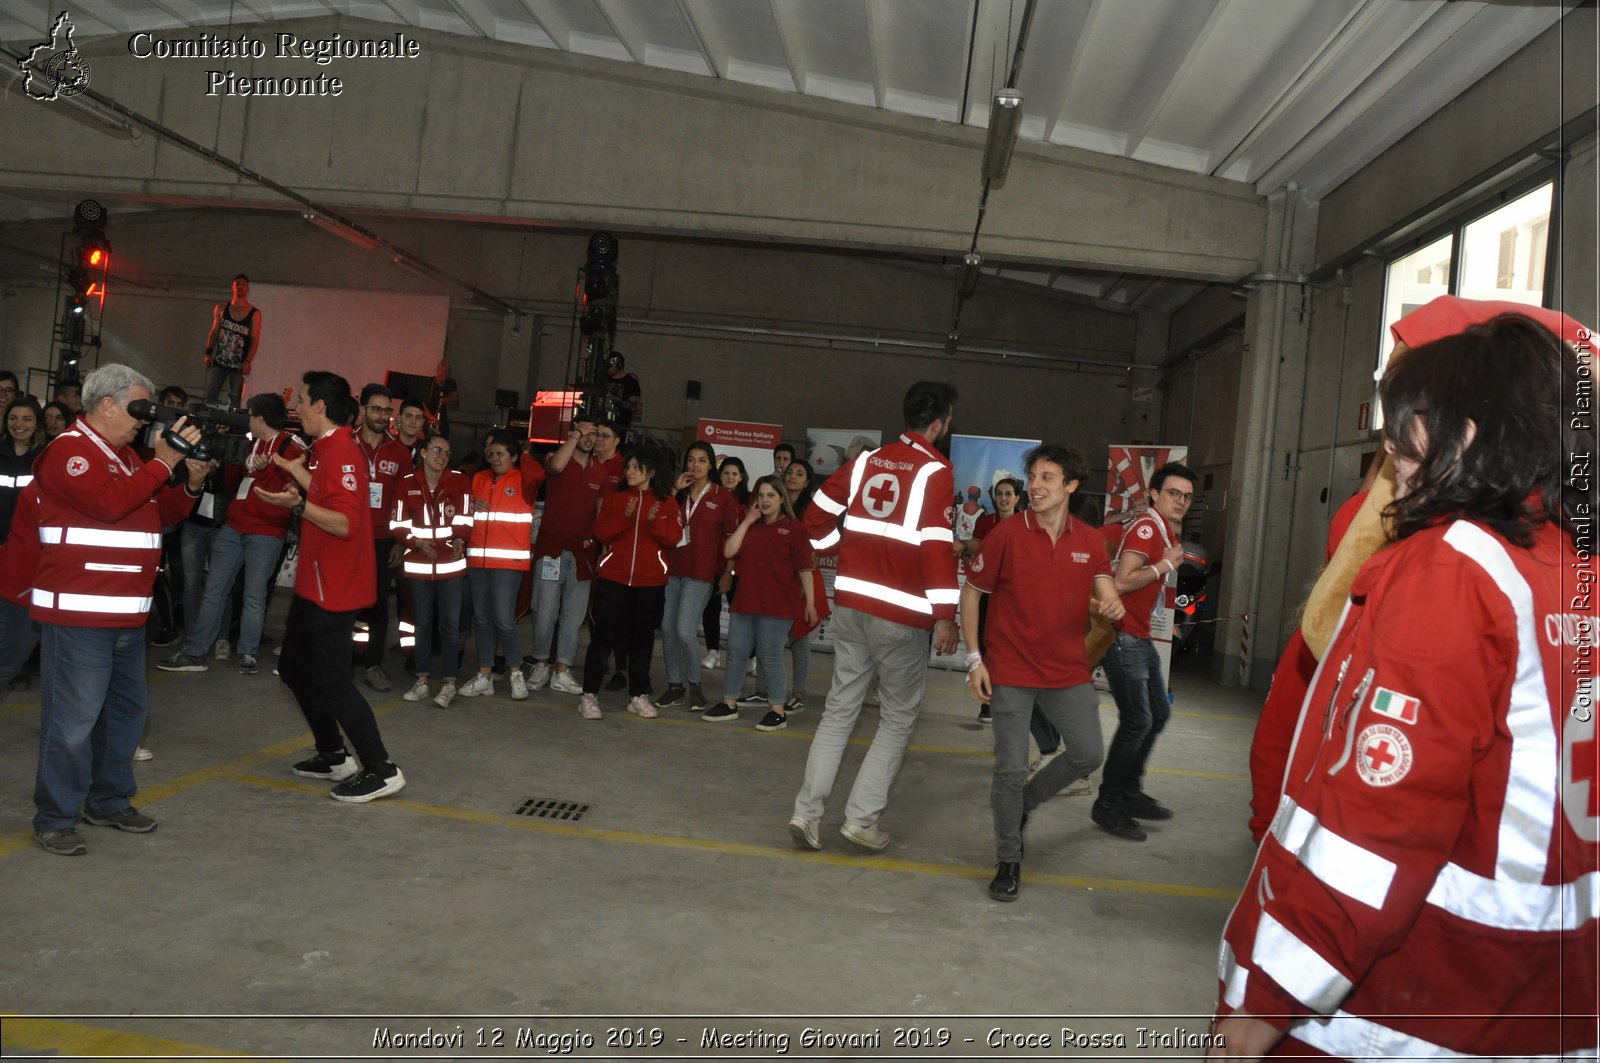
686, 380, 702, 400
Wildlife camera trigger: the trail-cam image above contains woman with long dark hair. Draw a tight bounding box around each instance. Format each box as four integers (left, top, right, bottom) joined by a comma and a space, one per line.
658, 441, 740, 711
701, 456, 749, 672
580, 444, 682, 720
1211, 314, 1598, 1060
41, 401, 75, 440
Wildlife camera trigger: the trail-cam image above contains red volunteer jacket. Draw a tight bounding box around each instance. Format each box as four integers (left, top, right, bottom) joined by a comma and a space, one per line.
390, 469, 473, 580
803, 431, 958, 630
227, 430, 309, 539
30, 420, 197, 627
594, 487, 682, 588
296, 426, 376, 612
667, 482, 740, 583
1216, 518, 1598, 1058
354, 431, 414, 540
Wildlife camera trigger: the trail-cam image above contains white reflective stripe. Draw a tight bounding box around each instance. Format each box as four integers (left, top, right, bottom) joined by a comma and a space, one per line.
479, 511, 534, 524
397, 621, 415, 633
842, 513, 924, 546
901, 460, 938, 533
1291, 1007, 1577, 1060
811, 528, 842, 551
399, 637, 415, 648
920, 525, 954, 544
39, 526, 162, 550
1271, 799, 1397, 910
390, 520, 414, 534
834, 574, 932, 615
846, 447, 874, 506
1217, 942, 1249, 1010
1442, 522, 1558, 885
811, 489, 846, 516
468, 547, 531, 560
31, 588, 152, 614
404, 559, 466, 575
1426, 861, 1598, 932
0, 473, 32, 488
1251, 912, 1352, 1013
83, 563, 144, 573
453, 515, 474, 528
927, 587, 960, 606
402, 526, 452, 539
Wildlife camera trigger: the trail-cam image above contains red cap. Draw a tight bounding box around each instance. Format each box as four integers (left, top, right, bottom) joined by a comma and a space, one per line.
1390, 295, 1589, 351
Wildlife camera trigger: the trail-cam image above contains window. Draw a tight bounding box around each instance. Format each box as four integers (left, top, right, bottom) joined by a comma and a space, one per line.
1371, 179, 1554, 432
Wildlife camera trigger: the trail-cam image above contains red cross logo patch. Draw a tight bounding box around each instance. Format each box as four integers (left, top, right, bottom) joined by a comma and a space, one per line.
65, 455, 89, 477
1355, 723, 1413, 787
861, 473, 899, 518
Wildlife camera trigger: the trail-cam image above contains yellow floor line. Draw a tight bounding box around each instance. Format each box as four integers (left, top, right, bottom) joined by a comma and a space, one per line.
223, 770, 1241, 902
0, 1013, 274, 1060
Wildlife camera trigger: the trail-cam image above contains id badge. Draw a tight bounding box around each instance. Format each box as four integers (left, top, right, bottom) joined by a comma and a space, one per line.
236, 476, 254, 501
539, 555, 562, 582
369, 482, 384, 509
677, 525, 691, 548
198, 493, 216, 520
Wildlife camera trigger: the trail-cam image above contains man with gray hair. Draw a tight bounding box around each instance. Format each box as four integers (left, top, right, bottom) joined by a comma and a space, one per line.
29, 364, 208, 855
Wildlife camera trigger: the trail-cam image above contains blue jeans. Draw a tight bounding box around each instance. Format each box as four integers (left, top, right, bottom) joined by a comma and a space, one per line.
468, 567, 523, 669
722, 612, 789, 704
33, 624, 149, 832
179, 521, 216, 633
184, 525, 281, 658
662, 576, 714, 685
410, 576, 464, 681
1099, 631, 1170, 800
530, 551, 591, 666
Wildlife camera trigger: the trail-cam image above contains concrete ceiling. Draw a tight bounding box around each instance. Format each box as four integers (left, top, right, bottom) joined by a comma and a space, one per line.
0, 0, 1579, 313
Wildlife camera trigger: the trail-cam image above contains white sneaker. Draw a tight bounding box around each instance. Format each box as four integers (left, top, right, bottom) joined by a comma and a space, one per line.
579, 693, 602, 719
457, 673, 494, 697
132, 746, 154, 762
433, 683, 457, 709
510, 671, 529, 700
402, 678, 430, 702
1061, 776, 1093, 796
550, 670, 583, 695
214, 639, 231, 662
627, 694, 658, 719
527, 663, 551, 690
700, 650, 720, 671
747, 658, 757, 676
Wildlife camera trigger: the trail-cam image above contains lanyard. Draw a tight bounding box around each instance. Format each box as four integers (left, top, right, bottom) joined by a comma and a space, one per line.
76, 420, 134, 476
682, 481, 712, 524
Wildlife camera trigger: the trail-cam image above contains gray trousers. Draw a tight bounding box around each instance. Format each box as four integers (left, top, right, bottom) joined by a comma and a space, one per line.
990, 682, 1103, 862
792, 605, 930, 828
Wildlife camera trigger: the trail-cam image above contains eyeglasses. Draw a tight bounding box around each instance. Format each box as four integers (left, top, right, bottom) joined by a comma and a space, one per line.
0, 385, 16, 394
425, 445, 450, 455
1163, 488, 1196, 504
365, 404, 392, 413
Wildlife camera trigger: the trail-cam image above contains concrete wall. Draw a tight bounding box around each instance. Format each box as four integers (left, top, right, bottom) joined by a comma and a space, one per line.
0, 15, 1265, 281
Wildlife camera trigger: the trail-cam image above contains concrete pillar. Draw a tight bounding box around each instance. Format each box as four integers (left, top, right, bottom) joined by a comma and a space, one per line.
1215, 186, 1318, 688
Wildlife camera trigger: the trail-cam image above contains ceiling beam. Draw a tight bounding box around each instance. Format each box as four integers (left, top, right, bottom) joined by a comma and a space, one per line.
767, 0, 808, 93
676, 0, 728, 79
591, 0, 648, 64
513, 0, 572, 51
1040, 0, 1105, 143
57, 0, 129, 34
1121, 0, 1227, 159
864, 0, 891, 110
443, 0, 499, 38
1206, 0, 1393, 181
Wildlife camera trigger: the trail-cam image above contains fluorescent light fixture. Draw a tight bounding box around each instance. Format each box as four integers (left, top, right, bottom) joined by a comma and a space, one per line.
959, 251, 983, 299
301, 209, 380, 252
982, 89, 1024, 189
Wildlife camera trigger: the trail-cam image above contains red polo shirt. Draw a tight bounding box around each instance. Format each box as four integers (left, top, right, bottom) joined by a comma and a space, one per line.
965, 510, 1111, 688
1112, 512, 1176, 640
730, 515, 814, 620
535, 453, 613, 577
354, 430, 414, 539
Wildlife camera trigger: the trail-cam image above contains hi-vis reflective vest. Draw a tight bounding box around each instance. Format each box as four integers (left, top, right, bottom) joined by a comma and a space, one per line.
467, 463, 542, 571
391, 469, 473, 580
803, 431, 958, 630
31, 420, 197, 628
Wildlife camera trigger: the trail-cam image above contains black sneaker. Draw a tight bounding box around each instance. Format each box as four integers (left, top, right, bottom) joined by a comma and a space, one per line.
782, 696, 805, 714
238, 653, 259, 675
81, 806, 157, 832
736, 691, 769, 707
977, 703, 992, 723
688, 684, 707, 710
703, 703, 739, 722
755, 709, 787, 732
1091, 803, 1147, 842
292, 751, 360, 782
1122, 791, 1174, 820
605, 672, 628, 692
156, 652, 207, 673
988, 861, 1021, 902
330, 765, 407, 804
656, 684, 687, 708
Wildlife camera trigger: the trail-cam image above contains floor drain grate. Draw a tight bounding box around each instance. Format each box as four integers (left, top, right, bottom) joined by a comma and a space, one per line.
513, 798, 590, 822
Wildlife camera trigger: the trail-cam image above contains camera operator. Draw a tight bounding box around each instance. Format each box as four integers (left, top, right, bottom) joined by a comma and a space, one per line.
29, 364, 209, 856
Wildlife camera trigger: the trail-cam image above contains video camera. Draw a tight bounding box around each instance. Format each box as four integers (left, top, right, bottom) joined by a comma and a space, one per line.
127, 399, 253, 465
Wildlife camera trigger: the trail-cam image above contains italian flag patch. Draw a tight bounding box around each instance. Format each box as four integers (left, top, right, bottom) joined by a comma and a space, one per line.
1370, 687, 1420, 725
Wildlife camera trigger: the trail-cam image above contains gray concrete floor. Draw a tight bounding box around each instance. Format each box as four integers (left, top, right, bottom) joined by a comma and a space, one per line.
0, 604, 1264, 1060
